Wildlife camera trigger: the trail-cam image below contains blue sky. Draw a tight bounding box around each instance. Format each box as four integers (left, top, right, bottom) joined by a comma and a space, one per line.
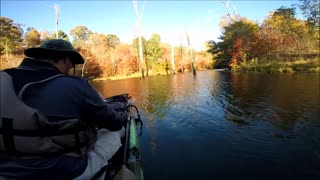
1, 0, 302, 50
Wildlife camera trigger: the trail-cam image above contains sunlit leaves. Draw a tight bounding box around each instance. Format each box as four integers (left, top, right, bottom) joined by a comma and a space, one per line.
0, 17, 23, 55
49, 30, 69, 41
39, 30, 51, 43
145, 33, 162, 72
69, 26, 92, 48
210, 17, 259, 67
24, 27, 41, 48
264, 7, 314, 52
77, 47, 103, 79
106, 34, 120, 49
132, 36, 147, 56
208, 5, 318, 69
69, 26, 92, 41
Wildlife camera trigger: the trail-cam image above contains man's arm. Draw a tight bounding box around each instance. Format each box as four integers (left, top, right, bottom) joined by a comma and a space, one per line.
78, 80, 126, 131
86, 105, 125, 131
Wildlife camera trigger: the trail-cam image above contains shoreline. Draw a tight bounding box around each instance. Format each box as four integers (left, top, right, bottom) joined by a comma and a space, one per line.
2, 61, 318, 83
232, 59, 320, 73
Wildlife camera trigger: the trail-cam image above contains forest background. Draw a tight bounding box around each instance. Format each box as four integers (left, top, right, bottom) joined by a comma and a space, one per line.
0, 0, 319, 80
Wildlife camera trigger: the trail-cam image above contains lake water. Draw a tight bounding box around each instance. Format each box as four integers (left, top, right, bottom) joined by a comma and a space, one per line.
92, 70, 320, 180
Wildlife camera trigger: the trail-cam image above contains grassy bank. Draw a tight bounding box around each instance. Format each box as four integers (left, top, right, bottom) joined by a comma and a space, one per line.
92, 73, 142, 81
0, 55, 176, 81
92, 71, 177, 81
234, 59, 320, 73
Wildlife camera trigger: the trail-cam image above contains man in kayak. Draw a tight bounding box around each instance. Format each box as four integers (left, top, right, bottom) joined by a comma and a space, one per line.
0, 39, 126, 179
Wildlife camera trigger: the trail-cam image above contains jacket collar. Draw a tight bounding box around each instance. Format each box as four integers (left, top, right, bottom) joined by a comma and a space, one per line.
18, 58, 61, 72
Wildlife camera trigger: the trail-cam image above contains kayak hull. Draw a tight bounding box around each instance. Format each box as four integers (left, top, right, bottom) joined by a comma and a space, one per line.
93, 94, 143, 180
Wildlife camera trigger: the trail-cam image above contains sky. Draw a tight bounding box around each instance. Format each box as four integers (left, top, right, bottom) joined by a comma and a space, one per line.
1, 0, 303, 51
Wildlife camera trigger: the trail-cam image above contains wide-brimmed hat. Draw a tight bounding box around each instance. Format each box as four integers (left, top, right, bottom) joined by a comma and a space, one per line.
24, 39, 84, 64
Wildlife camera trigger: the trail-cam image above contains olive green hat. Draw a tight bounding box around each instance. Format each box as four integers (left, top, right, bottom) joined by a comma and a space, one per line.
24, 39, 84, 64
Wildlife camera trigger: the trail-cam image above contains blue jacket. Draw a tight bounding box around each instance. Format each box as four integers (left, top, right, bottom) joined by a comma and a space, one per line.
0, 58, 126, 179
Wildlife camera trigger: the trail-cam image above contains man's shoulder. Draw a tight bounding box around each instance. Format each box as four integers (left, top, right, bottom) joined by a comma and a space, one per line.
60, 75, 87, 81
2, 68, 18, 74
57, 75, 88, 83
54, 75, 93, 91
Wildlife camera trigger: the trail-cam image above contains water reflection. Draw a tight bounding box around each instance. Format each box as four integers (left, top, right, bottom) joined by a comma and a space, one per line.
220, 72, 320, 131
91, 71, 320, 180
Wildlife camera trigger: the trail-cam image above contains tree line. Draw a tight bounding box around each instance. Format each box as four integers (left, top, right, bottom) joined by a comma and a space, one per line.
0, 17, 213, 79
1, 0, 318, 76
207, 0, 319, 70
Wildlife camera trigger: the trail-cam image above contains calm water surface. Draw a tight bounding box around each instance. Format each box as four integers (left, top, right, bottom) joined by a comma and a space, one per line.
91, 71, 320, 180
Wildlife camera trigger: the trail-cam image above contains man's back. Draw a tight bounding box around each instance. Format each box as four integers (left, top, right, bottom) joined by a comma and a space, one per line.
1, 39, 126, 180
0, 64, 95, 179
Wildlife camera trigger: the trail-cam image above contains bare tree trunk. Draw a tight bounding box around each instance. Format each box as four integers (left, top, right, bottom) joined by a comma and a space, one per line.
6, 51, 9, 64
114, 49, 118, 75
54, 4, 60, 39
288, 23, 301, 53
81, 60, 87, 78
185, 30, 196, 76
5, 40, 9, 63
223, 1, 236, 23
138, 35, 145, 78
0, 55, 2, 69
111, 48, 116, 76
165, 58, 169, 75
170, 35, 176, 75
133, 0, 146, 79
81, 53, 93, 78
180, 40, 184, 73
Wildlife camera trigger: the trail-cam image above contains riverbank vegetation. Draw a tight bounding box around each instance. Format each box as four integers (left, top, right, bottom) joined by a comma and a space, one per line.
0, 0, 318, 79
0, 17, 213, 80
207, 0, 319, 73
235, 59, 319, 73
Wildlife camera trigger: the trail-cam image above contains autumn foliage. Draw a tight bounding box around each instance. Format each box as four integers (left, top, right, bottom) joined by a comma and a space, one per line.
207, 4, 319, 70
1, 1, 318, 74
0, 17, 215, 78
77, 47, 103, 79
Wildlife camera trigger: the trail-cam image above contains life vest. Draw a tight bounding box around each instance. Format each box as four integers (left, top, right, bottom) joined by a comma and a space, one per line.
0, 71, 90, 157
